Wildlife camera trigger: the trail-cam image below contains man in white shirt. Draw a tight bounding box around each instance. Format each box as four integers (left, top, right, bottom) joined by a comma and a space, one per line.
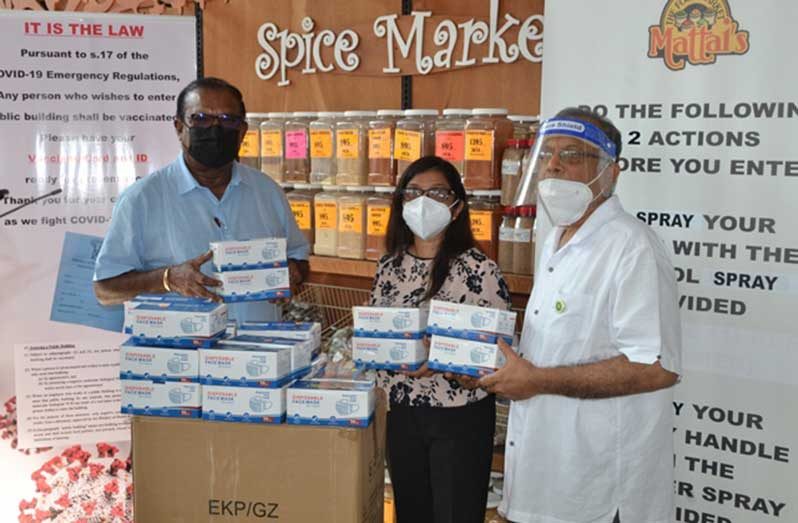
478, 108, 682, 523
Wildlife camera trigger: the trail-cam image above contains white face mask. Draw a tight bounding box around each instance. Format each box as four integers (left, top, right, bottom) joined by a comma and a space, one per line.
538, 168, 609, 226
402, 196, 457, 240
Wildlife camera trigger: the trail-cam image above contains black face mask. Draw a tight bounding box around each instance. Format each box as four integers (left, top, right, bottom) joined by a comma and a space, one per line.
187, 125, 240, 168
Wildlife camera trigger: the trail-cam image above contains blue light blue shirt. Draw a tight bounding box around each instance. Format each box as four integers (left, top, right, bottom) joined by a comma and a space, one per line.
94, 154, 310, 322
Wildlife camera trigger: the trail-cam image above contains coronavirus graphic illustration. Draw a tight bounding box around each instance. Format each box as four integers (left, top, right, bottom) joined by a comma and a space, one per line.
18, 443, 133, 523
0, 397, 51, 455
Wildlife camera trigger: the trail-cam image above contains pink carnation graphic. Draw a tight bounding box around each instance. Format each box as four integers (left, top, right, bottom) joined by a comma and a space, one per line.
18, 443, 133, 523
0, 397, 52, 455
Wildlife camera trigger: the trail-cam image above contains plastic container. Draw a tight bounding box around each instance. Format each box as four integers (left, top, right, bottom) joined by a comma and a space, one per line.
337, 186, 370, 260
310, 112, 339, 185
284, 112, 315, 183
463, 108, 512, 190
287, 183, 321, 247
260, 112, 287, 183
513, 205, 535, 276
368, 110, 402, 186
469, 190, 502, 261
435, 108, 470, 175
498, 207, 516, 274
501, 139, 526, 207
366, 187, 394, 261
313, 186, 342, 256
395, 109, 438, 176
239, 113, 267, 170
336, 111, 374, 186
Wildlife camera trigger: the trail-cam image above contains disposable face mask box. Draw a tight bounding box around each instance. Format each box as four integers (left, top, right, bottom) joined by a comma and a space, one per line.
214, 266, 291, 302
351, 337, 427, 371
287, 379, 375, 427
120, 379, 201, 418
200, 344, 292, 387
124, 299, 227, 341
239, 322, 322, 353
352, 307, 427, 337
427, 334, 508, 377
120, 339, 199, 382
220, 335, 313, 380
427, 300, 516, 341
210, 238, 287, 271
202, 384, 288, 424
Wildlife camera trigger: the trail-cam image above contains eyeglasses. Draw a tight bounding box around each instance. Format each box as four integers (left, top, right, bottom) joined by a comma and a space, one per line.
401, 187, 456, 203
182, 112, 245, 130
537, 149, 603, 165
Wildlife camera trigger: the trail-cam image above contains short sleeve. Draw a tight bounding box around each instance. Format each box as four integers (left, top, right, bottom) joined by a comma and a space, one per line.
93, 190, 144, 281
445, 249, 512, 311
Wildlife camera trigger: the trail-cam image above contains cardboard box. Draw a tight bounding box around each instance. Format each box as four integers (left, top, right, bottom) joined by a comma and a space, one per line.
210, 238, 287, 271
239, 321, 322, 352
287, 378, 376, 427
202, 384, 288, 424
352, 337, 427, 371
426, 334, 507, 377
124, 299, 228, 339
352, 306, 427, 337
220, 335, 313, 380
199, 344, 292, 388
120, 379, 201, 418
427, 300, 516, 339
132, 393, 386, 523
214, 267, 291, 302
120, 339, 199, 382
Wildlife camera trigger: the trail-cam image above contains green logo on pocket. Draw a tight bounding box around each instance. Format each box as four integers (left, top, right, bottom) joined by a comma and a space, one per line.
555, 300, 566, 313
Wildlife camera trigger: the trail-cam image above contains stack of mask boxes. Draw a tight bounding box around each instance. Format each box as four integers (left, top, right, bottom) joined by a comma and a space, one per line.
211, 238, 291, 302
286, 373, 376, 428
350, 307, 428, 371
426, 300, 517, 377
120, 295, 228, 418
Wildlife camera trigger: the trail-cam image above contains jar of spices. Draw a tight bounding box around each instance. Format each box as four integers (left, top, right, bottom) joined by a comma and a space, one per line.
337, 186, 370, 260
395, 109, 438, 176
498, 206, 516, 274
313, 185, 342, 256
501, 139, 526, 206
512, 205, 536, 276
239, 113, 266, 170
310, 112, 339, 185
368, 110, 402, 186
435, 108, 470, 176
463, 108, 512, 190
508, 115, 539, 141
336, 111, 374, 186
469, 190, 502, 261
260, 112, 287, 183
287, 183, 320, 248
366, 186, 394, 261
284, 112, 315, 183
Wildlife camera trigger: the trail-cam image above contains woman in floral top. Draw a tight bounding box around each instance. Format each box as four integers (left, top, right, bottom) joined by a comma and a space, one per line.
369, 156, 511, 523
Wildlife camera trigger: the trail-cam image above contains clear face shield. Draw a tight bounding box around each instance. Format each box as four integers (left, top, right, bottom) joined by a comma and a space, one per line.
513, 118, 618, 226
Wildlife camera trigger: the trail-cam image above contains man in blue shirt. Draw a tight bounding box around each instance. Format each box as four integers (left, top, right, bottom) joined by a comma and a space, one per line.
93, 77, 309, 322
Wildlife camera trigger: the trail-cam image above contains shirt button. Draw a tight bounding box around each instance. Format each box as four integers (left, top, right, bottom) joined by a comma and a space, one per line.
509, 441, 515, 447
548, 267, 554, 273
533, 309, 539, 315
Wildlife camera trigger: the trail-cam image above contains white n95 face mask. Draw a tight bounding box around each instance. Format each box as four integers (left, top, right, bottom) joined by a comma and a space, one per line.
538, 169, 608, 226
402, 196, 456, 240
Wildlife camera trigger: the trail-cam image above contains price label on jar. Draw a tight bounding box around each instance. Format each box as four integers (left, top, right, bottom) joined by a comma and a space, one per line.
315, 202, 337, 230
499, 226, 515, 242
261, 130, 282, 158
469, 210, 493, 241
238, 130, 259, 158
514, 228, 532, 243
290, 201, 312, 230
368, 128, 392, 159
337, 130, 359, 159
465, 130, 494, 162
367, 207, 391, 235
311, 130, 333, 158
340, 204, 363, 234
395, 129, 422, 162
501, 159, 521, 176
285, 130, 308, 159
435, 131, 465, 162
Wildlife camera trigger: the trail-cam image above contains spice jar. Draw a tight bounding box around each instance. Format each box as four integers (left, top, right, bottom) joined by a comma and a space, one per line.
260, 112, 287, 183
435, 108, 470, 175
498, 207, 516, 274
501, 139, 526, 206
366, 186, 394, 261
368, 110, 402, 186
395, 109, 438, 176
469, 190, 502, 261
313, 185, 342, 256
287, 183, 320, 248
239, 113, 266, 170
513, 205, 535, 276
508, 115, 539, 141
337, 186, 370, 260
284, 112, 314, 183
336, 111, 373, 186
463, 108, 512, 190
310, 112, 338, 185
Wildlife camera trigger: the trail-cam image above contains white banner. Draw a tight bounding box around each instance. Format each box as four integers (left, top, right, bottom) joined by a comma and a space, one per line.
0, 10, 195, 521
541, 1, 796, 522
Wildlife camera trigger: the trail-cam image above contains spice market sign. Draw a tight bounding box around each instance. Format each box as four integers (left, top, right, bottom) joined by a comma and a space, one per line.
254, 0, 544, 87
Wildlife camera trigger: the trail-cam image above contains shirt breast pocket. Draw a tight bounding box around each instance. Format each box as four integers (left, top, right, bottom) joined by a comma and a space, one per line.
541, 291, 595, 361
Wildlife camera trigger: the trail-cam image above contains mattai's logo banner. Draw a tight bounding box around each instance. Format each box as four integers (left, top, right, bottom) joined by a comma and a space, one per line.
648, 0, 750, 70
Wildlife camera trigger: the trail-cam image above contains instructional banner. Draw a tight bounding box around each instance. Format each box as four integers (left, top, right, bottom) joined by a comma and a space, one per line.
0, 10, 195, 521
541, 2, 796, 522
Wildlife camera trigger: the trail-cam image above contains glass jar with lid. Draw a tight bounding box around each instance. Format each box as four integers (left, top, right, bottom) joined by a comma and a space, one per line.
239, 113, 267, 170
310, 112, 339, 185
468, 190, 502, 261
513, 205, 535, 276
395, 109, 438, 176
501, 139, 526, 206
313, 185, 342, 256
435, 108, 470, 175
284, 112, 315, 183
498, 206, 517, 274
366, 186, 394, 261
337, 186, 371, 260
260, 112, 287, 183
508, 115, 539, 141
368, 109, 402, 186
336, 111, 374, 186
287, 183, 321, 248
463, 108, 512, 190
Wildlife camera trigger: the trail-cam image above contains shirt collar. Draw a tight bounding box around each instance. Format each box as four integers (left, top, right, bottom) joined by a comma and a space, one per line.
175, 153, 246, 196
553, 195, 624, 248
